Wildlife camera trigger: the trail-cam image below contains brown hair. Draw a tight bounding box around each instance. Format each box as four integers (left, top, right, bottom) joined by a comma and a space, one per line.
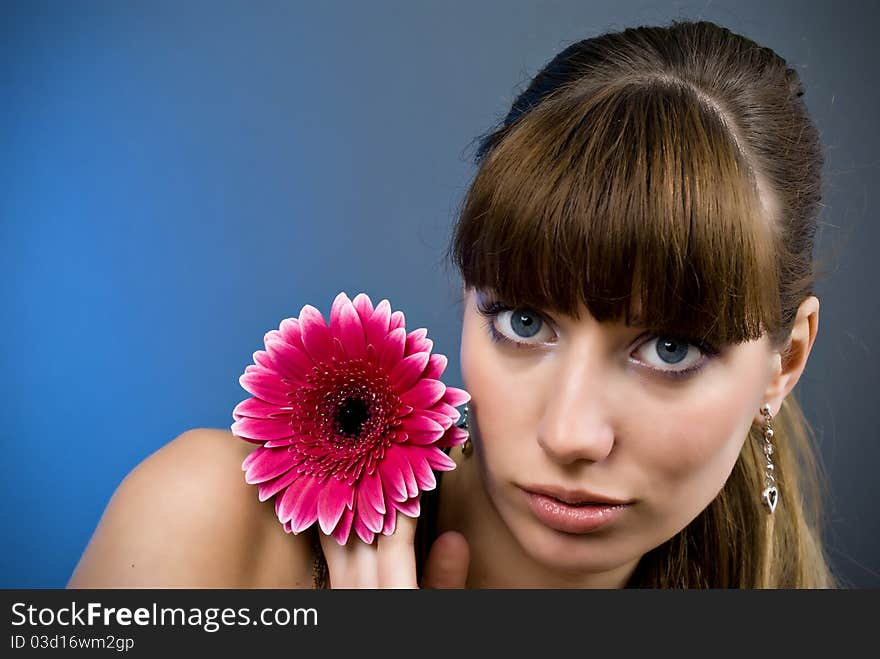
446, 19, 838, 588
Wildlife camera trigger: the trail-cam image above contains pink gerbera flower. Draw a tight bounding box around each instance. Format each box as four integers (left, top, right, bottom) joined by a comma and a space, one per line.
231, 291, 471, 545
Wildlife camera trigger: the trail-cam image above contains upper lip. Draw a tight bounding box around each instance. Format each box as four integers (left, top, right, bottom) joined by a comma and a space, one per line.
521, 484, 633, 506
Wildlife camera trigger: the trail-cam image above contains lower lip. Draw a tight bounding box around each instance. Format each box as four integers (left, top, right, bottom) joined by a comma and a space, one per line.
523, 490, 630, 534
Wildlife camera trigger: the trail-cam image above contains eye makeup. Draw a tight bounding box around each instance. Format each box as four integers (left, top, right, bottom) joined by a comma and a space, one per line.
473, 293, 722, 380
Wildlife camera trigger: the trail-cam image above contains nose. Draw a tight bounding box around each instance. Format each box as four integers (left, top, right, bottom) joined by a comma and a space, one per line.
536, 352, 616, 465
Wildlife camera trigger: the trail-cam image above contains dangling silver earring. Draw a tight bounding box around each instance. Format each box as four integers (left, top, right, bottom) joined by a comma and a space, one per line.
456, 404, 472, 456
759, 403, 778, 514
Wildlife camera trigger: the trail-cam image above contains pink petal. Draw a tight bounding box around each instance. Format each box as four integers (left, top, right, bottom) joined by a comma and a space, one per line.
423, 353, 448, 380
289, 476, 322, 533
425, 446, 457, 471
389, 310, 405, 331
401, 445, 437, 490
232, 416, 294, 442
353, 514, 376, 544
241, 444, 266, 469
418, 409, 454, 430
352, 292, 375, 323
258, 467, 301, 502
275, 490, 285, 518
399, 415, 445, 444
429, 401, 460, 423
298, 304, 334, 364
442, 386, 471, 408
239, 370, 291, 406
332, 506, 356, 545
242, 446, 296, 484
388, 429, 408, 444
381, 507, 397, 535
388, 351, 430, 393
404, 328, 432, 357
357, 486, 385, 534
397, 453, 420, 498
317, 476, 354, 535
252, 350, 276, 371
401, 431, 446, 448
378, 327, 406, 373
332, 294, 367, 360
331, 337, 347, 361
329, 292, 349, 329
366, 343, 379, 365
262, 436, 297, 448
364, 299, 392, 355
232, 397, 292, 420
351, 292, 373, 325
277, 474, 313, 523
378, 450, 409, 503
359, 469, 386, 514
437, 425, 469, 448
393, 496, 421, 518
278, 317, 305, 349
283, 520, 293, 533
264, 332, 315, 383
399, 414, 445, 434
400, 379, 446, 409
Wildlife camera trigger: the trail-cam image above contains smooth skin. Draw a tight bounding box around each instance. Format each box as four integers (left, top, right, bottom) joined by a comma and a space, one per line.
68, 293, 816, 589
67, 427, 470, 589
431, 289, 819, 588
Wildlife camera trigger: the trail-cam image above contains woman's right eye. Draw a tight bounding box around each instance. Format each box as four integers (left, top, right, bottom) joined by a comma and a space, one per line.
476, 300, 556, 348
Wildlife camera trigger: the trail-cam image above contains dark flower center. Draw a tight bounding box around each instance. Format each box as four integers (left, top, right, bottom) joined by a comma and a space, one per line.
335, 397, 371, 438
289, 357, 403, 483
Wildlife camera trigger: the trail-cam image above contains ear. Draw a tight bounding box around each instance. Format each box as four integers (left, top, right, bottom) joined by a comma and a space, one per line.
754, 296, 820, 424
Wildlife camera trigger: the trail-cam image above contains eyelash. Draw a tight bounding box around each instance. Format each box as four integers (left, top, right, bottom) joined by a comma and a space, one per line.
475, 299, 721, 381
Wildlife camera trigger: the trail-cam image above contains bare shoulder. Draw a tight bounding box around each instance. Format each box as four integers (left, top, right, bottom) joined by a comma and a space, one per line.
68, 428, 316, 588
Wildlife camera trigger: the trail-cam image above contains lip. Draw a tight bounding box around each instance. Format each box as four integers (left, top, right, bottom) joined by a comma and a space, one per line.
520, 484, 633, 506
522, 489, 631, 534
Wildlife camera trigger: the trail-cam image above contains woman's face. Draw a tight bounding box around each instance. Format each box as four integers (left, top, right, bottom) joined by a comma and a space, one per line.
459, 286, 779, 574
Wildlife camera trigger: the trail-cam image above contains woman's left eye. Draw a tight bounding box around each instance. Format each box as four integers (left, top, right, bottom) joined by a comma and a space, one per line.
630, 336, 714, 377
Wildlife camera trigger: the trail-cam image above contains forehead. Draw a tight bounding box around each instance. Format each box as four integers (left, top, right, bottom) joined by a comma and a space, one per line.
453, 79, 787, 347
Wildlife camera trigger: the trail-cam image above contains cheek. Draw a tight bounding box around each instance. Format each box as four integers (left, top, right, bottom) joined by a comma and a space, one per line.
459, 313, 530, 462
634, 363, 766, 504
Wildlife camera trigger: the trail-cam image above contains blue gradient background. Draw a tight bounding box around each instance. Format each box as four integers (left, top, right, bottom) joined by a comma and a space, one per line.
3, 1, 878, 588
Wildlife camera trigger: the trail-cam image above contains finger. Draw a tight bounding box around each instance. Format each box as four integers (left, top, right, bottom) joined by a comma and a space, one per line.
317, 526, 352, 589
349, 536, 379, 589
421, 530, 470, 589
376, 508, 419, 588
318, 525, 381, 589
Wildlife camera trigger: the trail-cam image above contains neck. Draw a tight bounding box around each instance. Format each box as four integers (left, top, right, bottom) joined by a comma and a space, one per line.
437, 445, 640, 589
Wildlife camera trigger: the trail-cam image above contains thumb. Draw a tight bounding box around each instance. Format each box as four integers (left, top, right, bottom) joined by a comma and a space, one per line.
421, 530, 470, 589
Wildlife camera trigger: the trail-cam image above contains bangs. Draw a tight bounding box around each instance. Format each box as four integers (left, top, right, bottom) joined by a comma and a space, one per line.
451, 79, 782, 346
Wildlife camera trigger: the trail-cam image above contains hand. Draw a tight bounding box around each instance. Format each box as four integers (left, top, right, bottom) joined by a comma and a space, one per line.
318, 505, 470, 589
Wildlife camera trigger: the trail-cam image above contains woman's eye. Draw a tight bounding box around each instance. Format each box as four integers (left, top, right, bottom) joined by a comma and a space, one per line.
476, 296, 717, 376
631, 336, 705, 374
491, 308, 555, 345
